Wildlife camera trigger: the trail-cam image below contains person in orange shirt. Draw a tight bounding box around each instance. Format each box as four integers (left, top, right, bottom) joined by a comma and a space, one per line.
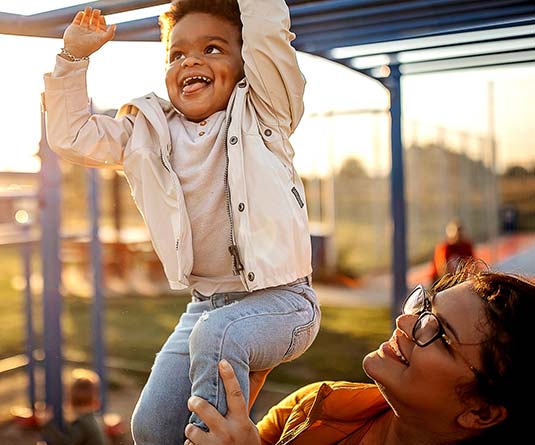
184, 263, 535, 445
430, 218, 475, 282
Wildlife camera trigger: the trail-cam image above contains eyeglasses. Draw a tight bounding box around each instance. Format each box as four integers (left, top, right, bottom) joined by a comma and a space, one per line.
402, 285, 481, 377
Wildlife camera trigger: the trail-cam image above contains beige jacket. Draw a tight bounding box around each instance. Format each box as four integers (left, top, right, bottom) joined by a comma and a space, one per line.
42, 0, 312, 291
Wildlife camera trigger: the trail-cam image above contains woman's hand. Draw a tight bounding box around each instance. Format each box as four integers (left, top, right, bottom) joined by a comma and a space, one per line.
184, 360, 262, 445
62, 7, 116, 59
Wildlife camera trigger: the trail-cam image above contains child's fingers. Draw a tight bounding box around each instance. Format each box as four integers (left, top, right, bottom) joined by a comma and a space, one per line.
105, 24, 117, 41
72, 11, 84, 25
98, 15, 107, 31
80, 6, 92, 27
218, 359, 248, 415
90, 9, 101, 31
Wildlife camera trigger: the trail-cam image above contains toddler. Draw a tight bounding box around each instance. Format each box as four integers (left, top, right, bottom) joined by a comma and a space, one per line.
43, 1, 320, 443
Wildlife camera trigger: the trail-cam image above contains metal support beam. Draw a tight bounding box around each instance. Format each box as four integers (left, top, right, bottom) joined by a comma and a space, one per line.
88, 168, 107, 414
383, 64, 408, 321
38, 110, 64, 429
20, 222, 36, 414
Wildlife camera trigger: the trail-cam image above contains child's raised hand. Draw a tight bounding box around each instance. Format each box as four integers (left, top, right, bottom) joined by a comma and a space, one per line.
62, 7, 116, 59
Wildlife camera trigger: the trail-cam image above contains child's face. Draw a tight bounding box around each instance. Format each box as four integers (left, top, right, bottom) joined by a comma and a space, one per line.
165, 12, 244, 122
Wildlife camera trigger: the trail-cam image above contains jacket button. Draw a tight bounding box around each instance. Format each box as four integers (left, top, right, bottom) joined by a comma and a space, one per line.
248, 272, 255, 281
238, 81, 246, 88
238, 203, 245, 212
229, 136, 238, 145
264, 129, 272, 137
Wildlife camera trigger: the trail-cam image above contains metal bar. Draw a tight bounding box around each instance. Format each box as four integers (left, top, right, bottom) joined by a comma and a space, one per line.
288, 0, 470, 15
402, 58, 534, 74
291, 0, 521, 27
39, 110, 64, 429
87, 167, 107, 414
0, 0, 168, 38
400, 50, 535, 74
335, 34, 534, 62
293, 6, 535, 42
20, 222, 36, 414
384, 64, 408, 322
293, 15, 535, 52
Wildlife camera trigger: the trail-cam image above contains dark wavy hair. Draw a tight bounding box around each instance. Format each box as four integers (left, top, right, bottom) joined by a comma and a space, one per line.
159, 0, 242, 62
431, 260, 535, 444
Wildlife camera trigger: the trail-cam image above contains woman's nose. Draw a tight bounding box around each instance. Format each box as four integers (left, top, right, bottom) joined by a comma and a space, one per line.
396, 313, 415, 338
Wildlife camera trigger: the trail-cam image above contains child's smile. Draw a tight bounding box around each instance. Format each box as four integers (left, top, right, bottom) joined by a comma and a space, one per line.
181, 75, 213, 95
165, 13, 244, 122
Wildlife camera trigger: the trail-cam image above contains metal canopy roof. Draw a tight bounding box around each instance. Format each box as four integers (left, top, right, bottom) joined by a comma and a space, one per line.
1, 0, 533, 313
1, 0, 533, 79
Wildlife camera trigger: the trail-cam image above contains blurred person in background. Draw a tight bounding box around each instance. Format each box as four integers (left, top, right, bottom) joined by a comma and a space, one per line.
40, 368, 108, 445
430, 217, 475, 282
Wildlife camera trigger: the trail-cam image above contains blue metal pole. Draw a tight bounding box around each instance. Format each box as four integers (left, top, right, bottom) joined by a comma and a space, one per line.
384, 63, 408, 323
20, 222, 36, 414
38, 110, 64, 428
87, 168, 107, 413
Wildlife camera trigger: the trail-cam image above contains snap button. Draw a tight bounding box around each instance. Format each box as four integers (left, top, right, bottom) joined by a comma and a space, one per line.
264, 129, 272, 137
229, 136, 238, 145
238, 203, 245, 212
248, 272, 255, 281
198, 131, 205, 136
200, 120, 207, 126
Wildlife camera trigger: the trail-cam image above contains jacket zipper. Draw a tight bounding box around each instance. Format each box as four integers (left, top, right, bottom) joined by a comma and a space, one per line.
223, 116, 244, 276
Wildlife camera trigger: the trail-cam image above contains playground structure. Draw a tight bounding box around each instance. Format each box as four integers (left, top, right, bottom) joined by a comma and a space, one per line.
0, 0, 533, 437
0, 112, 109, 431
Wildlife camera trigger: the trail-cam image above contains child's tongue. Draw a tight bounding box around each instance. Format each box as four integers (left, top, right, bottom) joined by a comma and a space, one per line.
183, 81, 208, 94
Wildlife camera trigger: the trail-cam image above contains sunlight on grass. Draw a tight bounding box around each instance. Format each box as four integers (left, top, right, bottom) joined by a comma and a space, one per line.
0, 242, 392, 389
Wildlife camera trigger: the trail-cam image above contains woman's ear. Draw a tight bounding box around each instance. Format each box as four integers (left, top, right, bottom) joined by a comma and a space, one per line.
457, 402, 507, 430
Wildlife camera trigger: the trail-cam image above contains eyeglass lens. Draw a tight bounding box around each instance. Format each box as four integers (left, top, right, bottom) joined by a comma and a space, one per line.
403, 286, 426, 314
414, 313, 440, 345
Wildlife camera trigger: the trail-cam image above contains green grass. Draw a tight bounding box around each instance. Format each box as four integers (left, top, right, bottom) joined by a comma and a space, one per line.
61, 294, 391, 388
0, 277, 391, 389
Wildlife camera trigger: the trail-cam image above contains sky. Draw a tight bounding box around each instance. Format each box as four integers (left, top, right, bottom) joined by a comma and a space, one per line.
0, 3, 533, 177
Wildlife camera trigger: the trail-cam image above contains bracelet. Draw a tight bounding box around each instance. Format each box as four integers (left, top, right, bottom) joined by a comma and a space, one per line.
59, 47, 89, 62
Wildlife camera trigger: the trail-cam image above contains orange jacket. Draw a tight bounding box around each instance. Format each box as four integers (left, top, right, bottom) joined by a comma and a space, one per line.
430, 240, 474, 281
257, 381, 389, 445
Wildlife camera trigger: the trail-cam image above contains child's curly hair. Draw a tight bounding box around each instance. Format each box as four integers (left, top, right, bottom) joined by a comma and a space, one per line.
159, 0, 242, 62
69, 368, 100, 408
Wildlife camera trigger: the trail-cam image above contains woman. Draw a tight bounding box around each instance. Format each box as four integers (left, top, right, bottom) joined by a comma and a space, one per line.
184, 264, 535, 444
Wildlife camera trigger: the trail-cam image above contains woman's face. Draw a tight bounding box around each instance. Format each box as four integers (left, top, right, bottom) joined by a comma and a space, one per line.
363, 282, 488, 426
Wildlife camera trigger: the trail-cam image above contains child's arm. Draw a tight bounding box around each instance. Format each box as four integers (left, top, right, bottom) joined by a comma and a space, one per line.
43, 7, 133, 169
238, 0, 306, 137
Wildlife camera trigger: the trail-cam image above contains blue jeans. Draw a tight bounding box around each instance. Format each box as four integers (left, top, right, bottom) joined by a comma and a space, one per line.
131, 278, 320, 445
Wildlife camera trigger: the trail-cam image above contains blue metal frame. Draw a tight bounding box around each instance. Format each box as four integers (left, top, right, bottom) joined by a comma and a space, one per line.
20, 222, 37, 414
39, 110, 64, 430
88, 168, 107, 414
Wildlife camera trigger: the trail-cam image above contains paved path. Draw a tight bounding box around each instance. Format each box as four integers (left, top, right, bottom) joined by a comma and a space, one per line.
315, 232, 535, 308
493, 243, 535, 276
